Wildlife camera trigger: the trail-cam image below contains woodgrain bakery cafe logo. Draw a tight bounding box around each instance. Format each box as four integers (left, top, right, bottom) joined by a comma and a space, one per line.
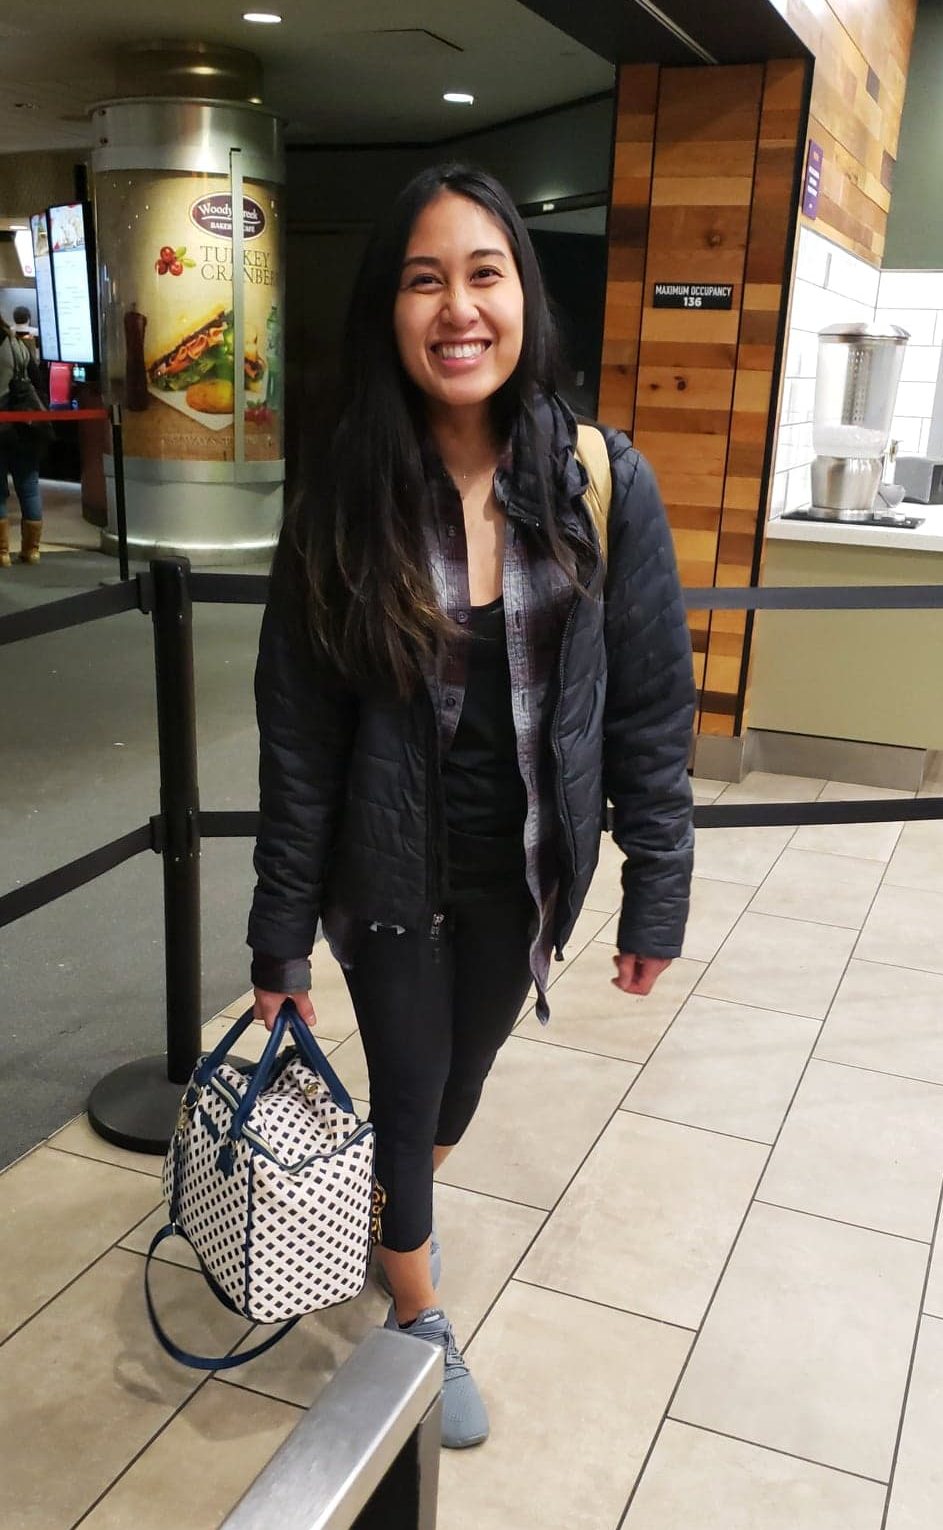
189, 193, 266, 241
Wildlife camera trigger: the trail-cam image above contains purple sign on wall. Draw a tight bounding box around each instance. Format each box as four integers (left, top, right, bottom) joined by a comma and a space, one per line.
803, 140, 823, 219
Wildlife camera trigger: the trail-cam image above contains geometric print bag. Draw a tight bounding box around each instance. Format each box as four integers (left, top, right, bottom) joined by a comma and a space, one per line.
145, 1001, 376, 1370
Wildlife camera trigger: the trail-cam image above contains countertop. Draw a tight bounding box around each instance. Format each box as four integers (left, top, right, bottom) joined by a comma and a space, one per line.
767, 504, 943, 554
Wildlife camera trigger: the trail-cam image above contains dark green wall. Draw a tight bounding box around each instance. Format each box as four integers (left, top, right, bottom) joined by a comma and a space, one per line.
884, 0, 943, 268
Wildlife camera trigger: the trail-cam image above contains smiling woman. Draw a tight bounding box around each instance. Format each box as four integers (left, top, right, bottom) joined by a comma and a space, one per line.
247, 161, 695, 1453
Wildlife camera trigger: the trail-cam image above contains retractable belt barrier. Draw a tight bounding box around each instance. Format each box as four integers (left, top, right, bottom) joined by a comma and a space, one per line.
1, 559, 942, 1149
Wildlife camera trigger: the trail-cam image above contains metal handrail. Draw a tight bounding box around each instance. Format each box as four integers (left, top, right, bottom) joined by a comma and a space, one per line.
220, 1328, 443, 1530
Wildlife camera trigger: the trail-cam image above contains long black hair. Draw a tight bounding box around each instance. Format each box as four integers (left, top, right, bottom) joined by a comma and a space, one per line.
285, 162, 572, 697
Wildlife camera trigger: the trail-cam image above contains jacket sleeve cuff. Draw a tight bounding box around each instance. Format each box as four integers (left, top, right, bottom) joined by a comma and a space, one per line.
616, 905, 685, 961
250, 952, 312, 994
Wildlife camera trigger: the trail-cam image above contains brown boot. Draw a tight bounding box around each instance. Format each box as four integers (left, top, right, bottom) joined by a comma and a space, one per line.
0, 520, 10, 568
19, 519, 42, 565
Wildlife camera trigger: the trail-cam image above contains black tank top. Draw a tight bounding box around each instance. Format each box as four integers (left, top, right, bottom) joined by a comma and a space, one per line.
442, 596, 527, 893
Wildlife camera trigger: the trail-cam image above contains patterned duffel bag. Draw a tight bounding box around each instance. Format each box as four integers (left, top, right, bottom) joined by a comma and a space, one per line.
145, 1000, 376, 1369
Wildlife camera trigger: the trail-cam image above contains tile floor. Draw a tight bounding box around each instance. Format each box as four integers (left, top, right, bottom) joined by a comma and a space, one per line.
3, 770, 943, 1530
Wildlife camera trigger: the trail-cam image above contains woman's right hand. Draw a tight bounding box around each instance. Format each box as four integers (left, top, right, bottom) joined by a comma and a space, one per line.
253, 988, 318, 1032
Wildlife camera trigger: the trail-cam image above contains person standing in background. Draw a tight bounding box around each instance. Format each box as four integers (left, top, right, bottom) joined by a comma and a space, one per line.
0, 315, 44, 567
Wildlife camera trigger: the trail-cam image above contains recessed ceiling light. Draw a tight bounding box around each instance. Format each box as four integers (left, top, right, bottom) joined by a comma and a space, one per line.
443, 92, 474, 105
243, 11, 282, 22
541, 202, 556, 212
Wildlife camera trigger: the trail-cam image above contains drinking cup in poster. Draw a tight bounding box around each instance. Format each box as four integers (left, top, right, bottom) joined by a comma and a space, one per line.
95, 171, 283, 462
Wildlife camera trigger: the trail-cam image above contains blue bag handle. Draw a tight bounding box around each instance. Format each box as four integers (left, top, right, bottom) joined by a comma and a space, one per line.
144, 1223, 301, 1370
190, 1001, 356, 1145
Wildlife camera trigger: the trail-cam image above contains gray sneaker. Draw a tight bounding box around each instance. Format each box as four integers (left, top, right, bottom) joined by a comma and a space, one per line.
375, 1224, 441, 1295
384, 1305, 489, 1449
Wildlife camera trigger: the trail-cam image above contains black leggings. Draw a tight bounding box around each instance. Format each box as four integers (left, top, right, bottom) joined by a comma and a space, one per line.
343, 887, 535, 1252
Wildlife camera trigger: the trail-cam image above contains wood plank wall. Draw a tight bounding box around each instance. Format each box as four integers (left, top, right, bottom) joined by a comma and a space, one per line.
598, 65, 658, 436
601, 60, 809, 737
769, 0, 917, 264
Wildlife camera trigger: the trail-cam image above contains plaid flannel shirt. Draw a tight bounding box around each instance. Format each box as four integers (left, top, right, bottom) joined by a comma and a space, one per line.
423, 451, 576, 1022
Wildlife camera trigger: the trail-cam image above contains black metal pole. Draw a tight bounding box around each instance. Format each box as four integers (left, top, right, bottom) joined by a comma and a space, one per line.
151, 556, 202, 1083
111, 403, 129, 581
87, 556, 202, 1152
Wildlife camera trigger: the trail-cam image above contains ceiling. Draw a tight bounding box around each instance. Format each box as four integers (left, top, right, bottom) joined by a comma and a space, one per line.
0, 0, 806, 161
0, 0, 615, 156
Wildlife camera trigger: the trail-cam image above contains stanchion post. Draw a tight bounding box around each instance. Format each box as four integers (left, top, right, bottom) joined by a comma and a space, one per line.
111, 403, 130, 581
151, 556, 202, 1083
87, 555, 203, 1152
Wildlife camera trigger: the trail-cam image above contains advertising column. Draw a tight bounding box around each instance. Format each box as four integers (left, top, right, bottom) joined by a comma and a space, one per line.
92, 99, 284, 561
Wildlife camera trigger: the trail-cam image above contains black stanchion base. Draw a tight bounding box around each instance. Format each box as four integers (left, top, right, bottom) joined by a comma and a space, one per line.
87, 1056, 186, 1155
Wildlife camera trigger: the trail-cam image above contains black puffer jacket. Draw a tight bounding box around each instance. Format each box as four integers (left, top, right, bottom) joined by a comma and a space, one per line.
248, 404, 695, 989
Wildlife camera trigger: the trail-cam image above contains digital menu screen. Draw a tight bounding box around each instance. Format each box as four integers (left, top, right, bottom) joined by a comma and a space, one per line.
30, 213, 60, 362
48, 203, 97, 365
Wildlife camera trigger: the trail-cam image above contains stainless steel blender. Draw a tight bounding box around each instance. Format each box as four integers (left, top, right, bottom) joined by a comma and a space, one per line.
810, 322, 909, 521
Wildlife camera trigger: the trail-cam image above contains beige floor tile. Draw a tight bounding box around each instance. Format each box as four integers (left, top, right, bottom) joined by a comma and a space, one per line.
0, 1148, 161, 1341
696, 912, 857, 1019
816, 960, 943, 1085
717, 771, 825, 804
217, 987, 256, 1019
553, 905, 613, 972
748, 847, 883, 929
0, 1249, 251, 1530
582, 829, 626, 914
925, 1233, 943, 1320
690, 776, 728, 803
520, 1111, 764, 1328
857, 885, 943, 976
679, 876, 754, 962
431, 1182, 546, 1346
120, 1207, 200, 1270
437, 1035, 637, 1209
78, 1380, 302, 1530
321, 1028, 369, 1104
624, 995, 819, 1143
46, 1114, 164, 1178
673, 1201, 927, 1479
624, 1419, 886, 1529
759, 1060, 943, 1241
693, 825, 795, 887
792, 781, 911, 862
885, 1316, 943, 1530
436, 1281, 691, 1530
217, 1281, 390, 1409
885, 820, 943, 896
518, 941, 706, 1062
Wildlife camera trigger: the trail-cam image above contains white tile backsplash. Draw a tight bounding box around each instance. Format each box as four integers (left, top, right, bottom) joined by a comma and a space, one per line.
899, 345, 943, 384
894, 380, 938, 417
795, 226, 831, 287
827, 244, 881, 308
878, 270, 943, 310
878, 308, 939, 345
790, 278, 875, 339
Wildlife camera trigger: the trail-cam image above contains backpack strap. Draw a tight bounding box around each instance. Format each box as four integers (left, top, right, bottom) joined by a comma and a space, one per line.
575, 423, 612, 564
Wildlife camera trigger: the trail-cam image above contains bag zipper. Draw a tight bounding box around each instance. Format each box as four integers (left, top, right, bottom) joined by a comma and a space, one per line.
203, 1074, 374, 1170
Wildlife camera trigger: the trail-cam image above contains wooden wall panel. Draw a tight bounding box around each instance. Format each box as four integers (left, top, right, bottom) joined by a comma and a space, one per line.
601, 59, 809, 737
597, 65, 658, 434
632, 64, 763, 712
769, 0, 917, 264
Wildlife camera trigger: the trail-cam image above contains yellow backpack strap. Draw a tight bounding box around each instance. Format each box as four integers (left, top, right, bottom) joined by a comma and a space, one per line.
575, 422, 612, 564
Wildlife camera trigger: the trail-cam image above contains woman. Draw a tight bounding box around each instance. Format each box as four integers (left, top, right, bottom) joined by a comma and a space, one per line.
248, 165, 695, 1449
0, 315, 44, 567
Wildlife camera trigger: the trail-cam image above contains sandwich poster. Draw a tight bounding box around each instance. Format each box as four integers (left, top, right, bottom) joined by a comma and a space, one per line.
95, 169, 283, 463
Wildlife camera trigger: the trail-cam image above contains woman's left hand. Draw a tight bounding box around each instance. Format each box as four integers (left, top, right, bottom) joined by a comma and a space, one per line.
612, 953, 672, 996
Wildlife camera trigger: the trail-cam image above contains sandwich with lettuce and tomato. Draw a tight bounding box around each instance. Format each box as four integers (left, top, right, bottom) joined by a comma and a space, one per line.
147, 308, 265, 414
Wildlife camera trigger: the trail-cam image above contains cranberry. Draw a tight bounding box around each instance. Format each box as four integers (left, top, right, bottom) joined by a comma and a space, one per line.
169, 260, 183, 276
160, 245, 175, 263
155, 259, 167, 274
